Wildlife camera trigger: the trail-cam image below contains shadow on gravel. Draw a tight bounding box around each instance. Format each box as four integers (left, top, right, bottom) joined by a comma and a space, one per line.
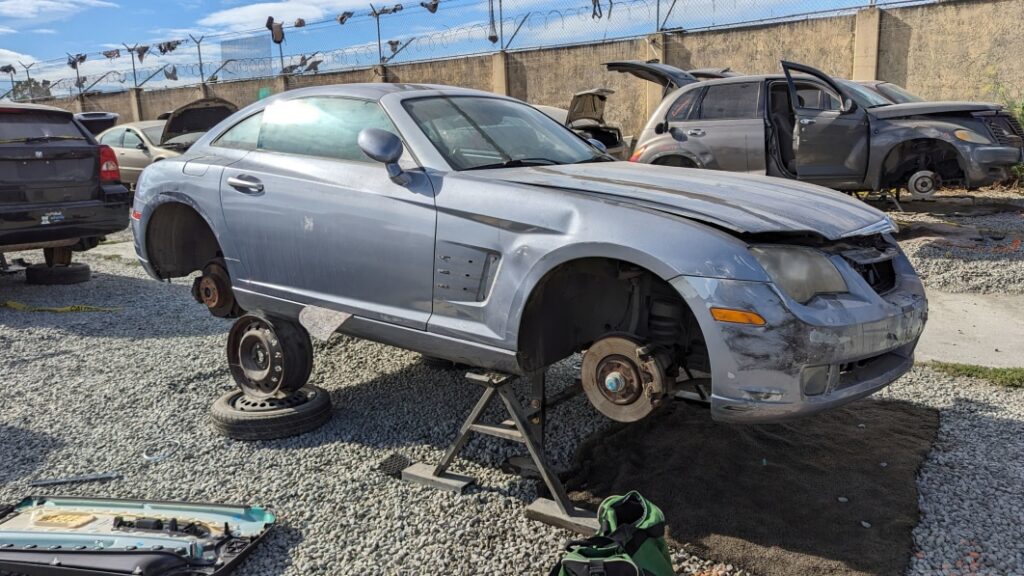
0, 425, 63, 485
0, 272, 226, 339
565, 398, 939, 576
235, 524, 305, 576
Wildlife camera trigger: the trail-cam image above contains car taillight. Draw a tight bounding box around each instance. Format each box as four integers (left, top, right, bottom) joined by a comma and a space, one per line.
628, 146, 647, 163
99, 144, 120, 183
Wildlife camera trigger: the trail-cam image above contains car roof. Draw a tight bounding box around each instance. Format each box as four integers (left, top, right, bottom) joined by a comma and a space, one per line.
0, 101, 72, 114
119, 120, 166, 130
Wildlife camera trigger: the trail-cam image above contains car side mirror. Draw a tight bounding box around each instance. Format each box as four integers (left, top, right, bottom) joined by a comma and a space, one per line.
841, 98, 855, 113
136, 142, 148, 151
358, 128, 409, 185
587, 138, 608, 154
653, 121, 668, 135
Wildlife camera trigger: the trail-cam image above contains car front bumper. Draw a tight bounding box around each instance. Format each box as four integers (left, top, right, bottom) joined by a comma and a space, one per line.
671, 252, 927, 423
963, 144, 1023, 188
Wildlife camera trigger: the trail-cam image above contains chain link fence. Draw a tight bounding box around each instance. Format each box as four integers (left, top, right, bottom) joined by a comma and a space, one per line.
1, 0, 936, 101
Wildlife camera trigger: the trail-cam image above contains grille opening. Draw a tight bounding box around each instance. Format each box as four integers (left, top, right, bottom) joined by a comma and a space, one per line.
984, 116, 1024, 149
848, 258, 896, 295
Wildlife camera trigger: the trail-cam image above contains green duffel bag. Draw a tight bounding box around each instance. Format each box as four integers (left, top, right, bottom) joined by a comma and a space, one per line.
550, 491, 674, 576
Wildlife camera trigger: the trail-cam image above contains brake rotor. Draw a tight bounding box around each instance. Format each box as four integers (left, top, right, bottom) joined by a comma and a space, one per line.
581, 335, 668, 423
192, 262, 237, 317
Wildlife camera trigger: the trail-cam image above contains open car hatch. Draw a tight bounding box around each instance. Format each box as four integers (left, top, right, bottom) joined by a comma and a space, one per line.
0, 496, 275, 576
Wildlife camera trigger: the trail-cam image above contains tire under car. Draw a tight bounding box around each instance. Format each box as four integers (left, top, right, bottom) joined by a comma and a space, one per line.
24, 262, 92, 285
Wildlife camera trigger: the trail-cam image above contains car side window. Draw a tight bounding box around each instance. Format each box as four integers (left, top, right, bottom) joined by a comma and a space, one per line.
213, 112, 263, 151
99, 128, 123, 147
697, 82, 761, 120
667, 89, 700, 122
795, 82, 841, 111
123, 130, 143, 149
258, 97, 397, 162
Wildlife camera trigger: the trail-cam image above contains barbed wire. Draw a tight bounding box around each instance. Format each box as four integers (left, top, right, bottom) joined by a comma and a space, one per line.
1, 0, 937, 100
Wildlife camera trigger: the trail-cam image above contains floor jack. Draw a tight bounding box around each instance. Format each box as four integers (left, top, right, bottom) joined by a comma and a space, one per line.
0, 254, 28, 276
402, 371, 600, 534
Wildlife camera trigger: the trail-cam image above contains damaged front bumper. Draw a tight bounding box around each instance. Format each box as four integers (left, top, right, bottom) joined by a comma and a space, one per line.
672, 250, 927, 423
963, 144, 1024, 188
0, 496, 275, 576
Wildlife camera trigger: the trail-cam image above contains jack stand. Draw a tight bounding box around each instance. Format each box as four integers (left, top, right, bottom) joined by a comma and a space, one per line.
402, 371, 599, 534
0, 254, 28, 275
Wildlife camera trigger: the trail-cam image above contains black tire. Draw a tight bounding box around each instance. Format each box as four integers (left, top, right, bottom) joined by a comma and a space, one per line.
210, 385, 332, 440
25, 262, 91, 285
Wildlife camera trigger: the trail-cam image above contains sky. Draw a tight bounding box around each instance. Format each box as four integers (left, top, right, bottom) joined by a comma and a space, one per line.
0, 0, 902, 96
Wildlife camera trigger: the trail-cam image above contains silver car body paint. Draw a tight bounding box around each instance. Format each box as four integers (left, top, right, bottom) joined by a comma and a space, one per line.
132, 83, 927, 422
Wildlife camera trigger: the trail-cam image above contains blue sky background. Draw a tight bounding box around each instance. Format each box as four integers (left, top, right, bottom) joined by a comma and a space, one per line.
0, 0, 914, 96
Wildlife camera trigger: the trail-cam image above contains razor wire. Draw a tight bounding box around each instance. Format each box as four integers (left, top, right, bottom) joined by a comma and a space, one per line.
0, 0, 939, 99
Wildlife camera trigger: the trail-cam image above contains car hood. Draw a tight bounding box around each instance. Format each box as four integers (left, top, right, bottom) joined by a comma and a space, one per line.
868, 101, 1003, 119
160, 97, 237, 146
461, 162, 889, 240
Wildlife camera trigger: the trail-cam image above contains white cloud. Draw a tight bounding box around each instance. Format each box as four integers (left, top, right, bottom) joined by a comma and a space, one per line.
197, 0, 370, 33
0, 25, 16, 34
0, 0, 118, 20
0, 47, 35, 63
32, 28, 57, 34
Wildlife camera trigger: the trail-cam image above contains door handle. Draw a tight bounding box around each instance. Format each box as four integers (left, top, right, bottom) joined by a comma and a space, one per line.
227, 175, 264, 194
799, 118, 816, 126
687, 128, 705, 136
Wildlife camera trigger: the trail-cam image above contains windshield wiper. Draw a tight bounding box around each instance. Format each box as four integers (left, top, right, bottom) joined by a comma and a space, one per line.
464, 158, 561, 170
0, 135, 87, 144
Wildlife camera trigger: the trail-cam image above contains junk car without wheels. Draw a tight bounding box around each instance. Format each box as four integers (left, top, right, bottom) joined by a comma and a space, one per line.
623, 60, 1024, 197
1, 102, 130, 283
133, 83, 927, 426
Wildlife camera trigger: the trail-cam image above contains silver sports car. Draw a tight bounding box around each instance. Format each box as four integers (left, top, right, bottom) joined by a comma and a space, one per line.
132, 83, 926, 425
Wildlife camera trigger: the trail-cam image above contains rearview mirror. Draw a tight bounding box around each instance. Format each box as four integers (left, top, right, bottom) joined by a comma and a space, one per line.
841, 98, 854, 113
358, 128, 409, 185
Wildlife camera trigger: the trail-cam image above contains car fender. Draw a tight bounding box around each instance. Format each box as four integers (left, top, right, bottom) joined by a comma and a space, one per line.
499, 209, 768, 344
866, 117, 975, 190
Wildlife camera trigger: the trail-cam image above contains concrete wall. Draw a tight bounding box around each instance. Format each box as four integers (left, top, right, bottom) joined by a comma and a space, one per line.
508, 39, 650, 137
878, 0, 1024, 103
23, 0, 1023, 136
664, 14, 857, 78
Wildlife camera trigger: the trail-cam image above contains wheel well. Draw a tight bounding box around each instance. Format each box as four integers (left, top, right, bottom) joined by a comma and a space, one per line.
879, 138, 965, 189
516, 258, 709, 373
146, 203, 222, 279
653, 155, 697, 168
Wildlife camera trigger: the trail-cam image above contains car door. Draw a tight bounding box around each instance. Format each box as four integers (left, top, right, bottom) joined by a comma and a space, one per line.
117, 128, 152, 185
781, 61, 869, 183
219, 96, 437, 330
679, 81, 764, 172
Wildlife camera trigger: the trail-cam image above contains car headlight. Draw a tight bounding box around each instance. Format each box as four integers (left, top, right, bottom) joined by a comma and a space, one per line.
953, 129, 991, 144
750, 246, 848, 304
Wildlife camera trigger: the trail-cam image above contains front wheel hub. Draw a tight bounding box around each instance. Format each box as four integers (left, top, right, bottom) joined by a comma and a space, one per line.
581, 335, 668, 422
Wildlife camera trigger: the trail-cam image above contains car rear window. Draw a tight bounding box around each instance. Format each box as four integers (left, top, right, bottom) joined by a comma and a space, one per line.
0, 110, 85, 144
698, 82, 761, 120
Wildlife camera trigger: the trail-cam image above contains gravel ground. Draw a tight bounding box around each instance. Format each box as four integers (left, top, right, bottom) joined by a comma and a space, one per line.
2, 223, 1023, 575
887, 188, 1024, 294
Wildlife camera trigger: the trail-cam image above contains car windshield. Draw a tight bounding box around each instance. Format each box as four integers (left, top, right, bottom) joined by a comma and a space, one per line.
836, 79, 894, 108
142, 125, 164, 143
403, 96, 606, 170
876, 82, 924, 104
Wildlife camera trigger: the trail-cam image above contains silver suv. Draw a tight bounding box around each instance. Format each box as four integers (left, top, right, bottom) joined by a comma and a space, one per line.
132, 83, 926, 432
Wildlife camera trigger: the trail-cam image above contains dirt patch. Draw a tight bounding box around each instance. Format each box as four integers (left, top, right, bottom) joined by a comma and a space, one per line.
566, 398, 939, 576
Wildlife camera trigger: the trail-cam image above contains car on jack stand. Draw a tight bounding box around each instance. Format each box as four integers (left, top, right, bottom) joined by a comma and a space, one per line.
619, 60, 1024, 200
132, 84, 927, 440
1, 102, 130, 284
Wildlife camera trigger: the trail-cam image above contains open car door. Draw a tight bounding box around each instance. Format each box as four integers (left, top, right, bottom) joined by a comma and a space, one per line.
780, 60, 869, 184
605, 61, 698, 98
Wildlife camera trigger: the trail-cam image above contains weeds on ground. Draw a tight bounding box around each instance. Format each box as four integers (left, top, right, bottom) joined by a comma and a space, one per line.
930, 361, 1024, 388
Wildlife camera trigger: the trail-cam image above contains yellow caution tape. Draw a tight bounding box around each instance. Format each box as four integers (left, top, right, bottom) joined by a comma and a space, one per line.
1, 300, 119, 313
